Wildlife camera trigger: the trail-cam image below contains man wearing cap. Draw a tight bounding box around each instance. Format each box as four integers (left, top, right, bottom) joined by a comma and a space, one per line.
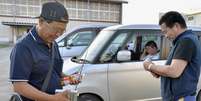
10, 2, 71, 101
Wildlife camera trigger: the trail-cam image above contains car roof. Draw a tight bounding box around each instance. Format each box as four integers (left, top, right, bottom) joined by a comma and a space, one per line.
56, 23, 115, 42
103, 24, 201, 31
73, 23, 115, 29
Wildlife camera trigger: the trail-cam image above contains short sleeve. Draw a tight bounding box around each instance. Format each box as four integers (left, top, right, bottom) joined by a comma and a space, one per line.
173, 38, 195, 62
10, 43, 34, 81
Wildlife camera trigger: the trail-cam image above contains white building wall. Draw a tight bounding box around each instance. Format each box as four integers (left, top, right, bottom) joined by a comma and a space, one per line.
192, 15, 201, 26
0, 16, 37, 43
0, 0, 123, 43
0, 17, 13, 43
186, 13, 201, 27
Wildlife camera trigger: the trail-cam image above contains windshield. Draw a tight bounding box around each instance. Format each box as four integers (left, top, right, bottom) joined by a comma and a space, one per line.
79, 30, 115, 62
99, 33, 128, 62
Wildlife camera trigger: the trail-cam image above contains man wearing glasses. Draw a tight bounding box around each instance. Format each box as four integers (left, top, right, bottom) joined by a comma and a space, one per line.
10, 2, 72, 101
143, 11, 201, 101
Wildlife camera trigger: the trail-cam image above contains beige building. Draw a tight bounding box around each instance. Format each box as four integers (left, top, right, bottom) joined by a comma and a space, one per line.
0, 0, 127, 43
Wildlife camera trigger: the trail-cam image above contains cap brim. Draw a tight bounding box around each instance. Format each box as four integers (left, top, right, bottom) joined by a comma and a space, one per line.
33, 16, 68, 23
33, 16, 40, 19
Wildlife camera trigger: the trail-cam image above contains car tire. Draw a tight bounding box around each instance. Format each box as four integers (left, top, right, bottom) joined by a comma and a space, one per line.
197, 90, 201, 101
78, 94, 102, 101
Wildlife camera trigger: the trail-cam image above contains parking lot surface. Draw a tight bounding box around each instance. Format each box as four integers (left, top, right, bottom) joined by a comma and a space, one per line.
0, 46, 13, 101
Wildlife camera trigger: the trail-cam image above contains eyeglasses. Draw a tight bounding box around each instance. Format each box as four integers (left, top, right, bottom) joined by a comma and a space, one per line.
161, 24, 174, 35
45, 21, 66, 35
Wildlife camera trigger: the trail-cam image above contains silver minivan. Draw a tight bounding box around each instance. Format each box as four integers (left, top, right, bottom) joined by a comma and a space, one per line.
56, 23, 113, 59
63, 24, 201, 101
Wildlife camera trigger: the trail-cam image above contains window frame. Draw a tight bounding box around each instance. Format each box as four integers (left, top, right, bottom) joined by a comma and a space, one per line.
96, 29, 166, 64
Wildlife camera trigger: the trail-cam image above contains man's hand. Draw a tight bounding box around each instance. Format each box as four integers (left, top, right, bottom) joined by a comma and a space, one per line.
69, 77, 81, 85
150, 72, 160, 78
61, 74, 81, 86
143, 61, 152, 71
143, 61, 160, 78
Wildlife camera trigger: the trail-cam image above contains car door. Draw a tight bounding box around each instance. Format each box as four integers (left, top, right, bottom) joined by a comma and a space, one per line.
78, 63, 110, 101
59, 30, 96, 58
108, 61, 164, 101
100, 30, 166, 101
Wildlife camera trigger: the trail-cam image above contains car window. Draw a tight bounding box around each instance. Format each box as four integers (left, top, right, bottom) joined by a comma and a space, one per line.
58, 39, 65, 47
141, 35, 161, 49
99, 32, 128, 63
67, 31, 95, 46
140, 34, 162, 60
99, 30, 165, 63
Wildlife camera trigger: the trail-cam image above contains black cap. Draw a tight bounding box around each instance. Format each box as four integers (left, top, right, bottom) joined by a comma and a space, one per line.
38, 2, 68, 23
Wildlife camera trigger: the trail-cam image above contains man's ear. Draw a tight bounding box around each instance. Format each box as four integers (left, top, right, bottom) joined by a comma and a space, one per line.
171, 23, 179, 32
174, 23, 181, 29
38, 18, 46, 26
38, 18, 42, 26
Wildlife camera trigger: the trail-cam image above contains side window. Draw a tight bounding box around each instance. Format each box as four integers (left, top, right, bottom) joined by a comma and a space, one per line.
140, 34, 161, 61
99, 32, 128, 63
141, 35, 161, 49
58, 39, 65, 47
67, 31, 95, 46
98, 31, 169, 63
122, 32, 163, 61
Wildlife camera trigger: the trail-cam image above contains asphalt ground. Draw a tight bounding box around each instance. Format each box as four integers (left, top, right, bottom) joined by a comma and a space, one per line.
0, 46, 13, 101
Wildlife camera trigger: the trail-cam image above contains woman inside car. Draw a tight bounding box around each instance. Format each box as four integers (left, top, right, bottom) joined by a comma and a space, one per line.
140, 40, 160, 60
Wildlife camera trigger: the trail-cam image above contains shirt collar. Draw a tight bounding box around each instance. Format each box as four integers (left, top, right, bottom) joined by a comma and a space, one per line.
172, 30, 192, 45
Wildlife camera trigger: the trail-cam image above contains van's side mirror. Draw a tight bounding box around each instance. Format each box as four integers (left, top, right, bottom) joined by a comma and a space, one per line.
66, 42, 74, 49
117, 50, 131, 62
66, 45, 71, 49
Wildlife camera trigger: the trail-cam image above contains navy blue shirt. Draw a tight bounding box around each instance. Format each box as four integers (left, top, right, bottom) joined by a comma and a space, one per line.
161, 30, 201, 101
10, 26, 63, 101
